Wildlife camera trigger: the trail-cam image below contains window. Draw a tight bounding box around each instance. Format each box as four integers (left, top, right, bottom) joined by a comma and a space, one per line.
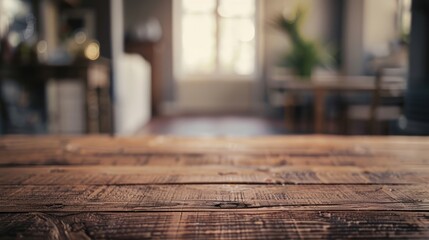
398, 0, 412, 39
175, 0, 257, 78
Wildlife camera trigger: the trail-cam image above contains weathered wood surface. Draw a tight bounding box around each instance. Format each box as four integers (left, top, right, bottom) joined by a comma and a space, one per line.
0, 135, 429, 239
1, 184, 428, 212
0, 166, 428, 185
1, 135, 428, 167
1, 211, 428, 239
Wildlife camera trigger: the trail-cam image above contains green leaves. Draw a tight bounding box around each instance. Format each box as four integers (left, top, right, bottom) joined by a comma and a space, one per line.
283, 41, 318, 78
275, 6, 332, 79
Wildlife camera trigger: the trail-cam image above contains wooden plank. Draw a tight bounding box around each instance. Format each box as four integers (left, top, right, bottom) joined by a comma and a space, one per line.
61, 136, 429, 156
0, 184, 428, 212
1, 211, 428, 239
0, 165, 428, 185
2, 151, 429, 167
1, 136, 429, 167
2, 135, 429, 155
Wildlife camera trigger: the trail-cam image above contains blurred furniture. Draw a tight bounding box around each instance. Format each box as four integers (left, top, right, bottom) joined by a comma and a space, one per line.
125, 41, 162, 116
44, 59, 112, 134
0, 65, 44, 134
345, 69, 406, 134
0, 59, 112, 134
270, 75, 406, 134
115, 54, 151, 135
269, 88, 312, 132
1, 135, 429, 238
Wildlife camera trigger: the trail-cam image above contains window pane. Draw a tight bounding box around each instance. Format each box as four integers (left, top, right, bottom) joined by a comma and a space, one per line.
182, 0, 216, 13
219, 18, 255, 75
182, 14, 216, 74
218, 0, 255, 17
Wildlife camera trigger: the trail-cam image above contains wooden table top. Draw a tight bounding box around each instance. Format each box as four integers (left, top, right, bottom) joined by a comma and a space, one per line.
0, 135, 428, 239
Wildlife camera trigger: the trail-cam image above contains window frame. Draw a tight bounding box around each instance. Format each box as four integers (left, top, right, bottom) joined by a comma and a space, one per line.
173, 0, 261, 81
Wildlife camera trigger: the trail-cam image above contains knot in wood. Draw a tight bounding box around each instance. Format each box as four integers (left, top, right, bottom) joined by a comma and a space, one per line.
213, 201, 251, 209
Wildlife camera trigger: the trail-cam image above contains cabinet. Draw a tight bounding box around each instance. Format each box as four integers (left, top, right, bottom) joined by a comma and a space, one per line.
125, 41, 162, 116
0, 59, 112, 134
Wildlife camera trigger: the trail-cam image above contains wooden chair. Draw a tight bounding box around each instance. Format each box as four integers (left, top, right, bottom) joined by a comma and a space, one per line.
345, 69, 406, 134
269, 70, 313, 133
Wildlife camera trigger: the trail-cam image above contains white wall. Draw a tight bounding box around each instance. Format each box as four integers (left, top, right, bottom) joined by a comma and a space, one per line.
364, 0, 398, 56
176, 80, 254, 113
343, 0, 400, 75
343, 0, 364, 75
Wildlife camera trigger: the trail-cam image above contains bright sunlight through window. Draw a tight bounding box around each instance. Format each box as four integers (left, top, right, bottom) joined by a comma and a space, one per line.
177, 0, 256, 78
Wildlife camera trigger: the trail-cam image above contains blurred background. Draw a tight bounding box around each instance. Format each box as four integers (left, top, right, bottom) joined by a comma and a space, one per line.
0, 0, 428, 136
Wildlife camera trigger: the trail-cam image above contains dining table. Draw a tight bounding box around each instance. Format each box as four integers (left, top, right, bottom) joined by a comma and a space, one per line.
270, 75, 407, 133
0, 135, 428, 239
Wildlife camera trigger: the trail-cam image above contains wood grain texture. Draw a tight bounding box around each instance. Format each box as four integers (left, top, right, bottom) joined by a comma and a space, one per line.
1, 184, 428, 212
0, 165, 428, 185
0, 211, 428, 239
1, 135, 429, 239
1, 135, 429, 167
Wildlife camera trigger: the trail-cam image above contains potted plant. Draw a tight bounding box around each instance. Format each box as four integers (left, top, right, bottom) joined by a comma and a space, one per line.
275, 6, 332, 80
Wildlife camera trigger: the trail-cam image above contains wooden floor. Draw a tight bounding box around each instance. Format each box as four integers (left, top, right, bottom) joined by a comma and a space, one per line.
0, 135, 428, 239
139, 115, 290, 136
